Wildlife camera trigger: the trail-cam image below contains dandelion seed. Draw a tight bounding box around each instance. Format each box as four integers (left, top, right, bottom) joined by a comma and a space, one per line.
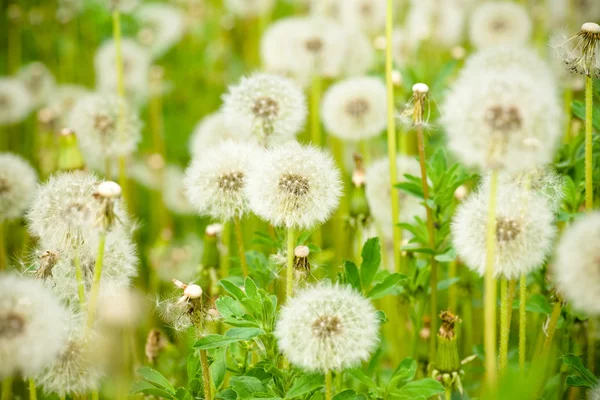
0, 274, 69, 379
184, 140, 262, 221
224, 0, 275, 18
365, 156, 425, 239
0, 77, 32, 125
551, 22, 600, 78
135, 3, 186, 58
469, 2, 531, 49
452, 183, 556, 279
17, 62, 56, 108
275, 282, 380, 372
553, 212, 600, 315
189, 111, 252, 159
0, 153, 38, 222
321, 76, 386, 141
441, 65, 561, 172
222, 73, 307, 145
245, 141, 342, 230
69, 93, 142, 160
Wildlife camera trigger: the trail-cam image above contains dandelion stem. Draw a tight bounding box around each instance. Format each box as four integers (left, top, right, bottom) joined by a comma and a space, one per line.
222, 222, 230, 278
91, 390, 99, 400
286, 227, 295, 299
200, 349, 212, 400
499, 278, 509, 373
234, 216, 249, 276
28, 378, 36, 400
85, 231, 107, 333
588, 318, 596, 372
325, 370, 332, 400
445, 387, 452, 400
310, 75, 322, 146
484, 170, 498, 386
585, 75, 594, 210
448, 261, 457, 312
385, 0, 401, 273
519, 273, 527, 371
1, 377, 12, 400
542, 300, 562, 353
74, 251, 86, 309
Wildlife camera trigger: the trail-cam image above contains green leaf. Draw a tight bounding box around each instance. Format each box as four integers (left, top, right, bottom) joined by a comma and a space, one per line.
194, 328, 264, 349
343, 260, 362, 292
130, 381, 175, 398
573, 100, 600, 132
388, 358, 417, 390
332, 390, 359, 400
375, 310, 388, 324
526, 294, 552, 314
187, 353, 200, 384
219, 279, 247, 300
434, 248, 456, 262
565, 375, 596, 388
230, 376, 266, 398
175, 388, 193, 400
217, 389, 239, 400
244, 278, 260, 300
366, 273, 407, 299
562, 354, 598, 385
360, 238, 381, 288
211, 347, 228, 390
286, 374, 324, 398
390, 378, 444, 399
347, 369, 377, 389
136, 367, 176, 394
216, 296, 246, 320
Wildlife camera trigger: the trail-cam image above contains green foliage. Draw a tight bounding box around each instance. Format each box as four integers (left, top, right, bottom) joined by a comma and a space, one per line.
562, 354, 598, 388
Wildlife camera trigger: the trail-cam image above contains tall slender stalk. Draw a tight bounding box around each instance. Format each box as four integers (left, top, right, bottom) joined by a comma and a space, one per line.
85, 232, 107, 333
484, 170, 499, 386
222, 222, 231, 278
588, 318, 596, 372
519, 273, 527, 371
542, 301, 562, 353
585, 76, 594, 210
325, 370, 332, 400
499, 278, 509, 372
385, 0, 401, 273
74, 251, 86, 308
448, 261, 458, 312
286, 228, 295, 299
1, 377, 12, 400
234, 216, 249, 276
28, 378, 36, 400
200, 349, 212, 400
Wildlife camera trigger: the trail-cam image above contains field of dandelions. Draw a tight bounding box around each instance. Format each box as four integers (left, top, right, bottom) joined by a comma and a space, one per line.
2, 0, 600, 399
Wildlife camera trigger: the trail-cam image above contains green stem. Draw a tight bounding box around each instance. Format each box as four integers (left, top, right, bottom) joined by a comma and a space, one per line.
588, 318, 596, 372
286, 228, 295, 299
542, 301, 562, 353
28, 378, 36, 400
325, 370, 332, 400
200, 349, 212, 400
234, 217, 249, 276
1, 377, 12, 400
519, 273, 527, 371
484, 170, 498, 386
310, 75, 322, 146
385, 0, 401, 273
563, 87, 573, 144
85, 231, 107, 333
91, 390, 99, 400
499, 278, 509, 373
445, 387, 452, 400
222, 222, 230, 278
74, 251, 86, 309
448, 261, 457, 312
585, 76, 594, 210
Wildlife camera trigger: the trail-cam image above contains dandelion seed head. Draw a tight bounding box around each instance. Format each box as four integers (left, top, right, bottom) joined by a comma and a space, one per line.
365, 156, 425, 238
551, 23, 600, 78
135, 3, 186, 58
469, 1, 531, 50
184, 140, 262, 221
17, 62, 56, 108
339, 0, 386, 36
246, 141, 342, 230
189, 111, 252, 158
0, 77, 32, 125
452, 183, 556, 279
441, 66, 561, 172
69, 93, 142, 159
223, 73, 306, 145
589, 385, 600, 400
0, 153, 38, 222
321, 76, 386, 141
553, 212, 600, 315
275, 282, 380, 372
0, 274, 69, 378
406, 0, 466, 48
341, 29, 375, 77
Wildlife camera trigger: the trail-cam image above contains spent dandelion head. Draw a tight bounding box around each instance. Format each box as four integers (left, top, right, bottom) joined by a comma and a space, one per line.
275, 282, 380, 372
321, 76, 387, 141
469, 1, 531, 50
0, 153, 38, 222
184, 140, 262, 221
189, 111, 252, 158
245, 141, 343, 230
0, 77, 32, 125
222, 73, 307, 145
0, 273, 69, 379
452, 182, 556, 279
135, 3, 186, 58
551, 22, 600, 78
17, 62, 56, 108
159, 279, 206, 333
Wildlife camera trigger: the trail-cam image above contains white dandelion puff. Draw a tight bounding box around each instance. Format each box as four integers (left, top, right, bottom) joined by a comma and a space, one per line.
553, 212, 600, 315
341, 29, 375, 77
0, 153, 38, 222
17, 62, 56, 108
163, 165, 196, 216
46, 84, 90, 128
94, 38, 151, 103
551, 23, 600, 78
135, 3, 186, 59
184, 140, 262, 221
0, 274, 69, 379
406, 0, 466, 48
222, 73, 307, 145
365, 156, 425, 238
275, 282, 380, 372
441, 66, 562, 172
339, 0, 386, 36
189, 111, 252, 158
589, 385, 600, 400
101, 0, 139, 13
0, 77, 32, 125
245, 141, 342, 230
321, 76, 386, 141
452, 183, 556, 279
469, 1, 531, 50
69, 93, 142, 159
224, 0, 275, 18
